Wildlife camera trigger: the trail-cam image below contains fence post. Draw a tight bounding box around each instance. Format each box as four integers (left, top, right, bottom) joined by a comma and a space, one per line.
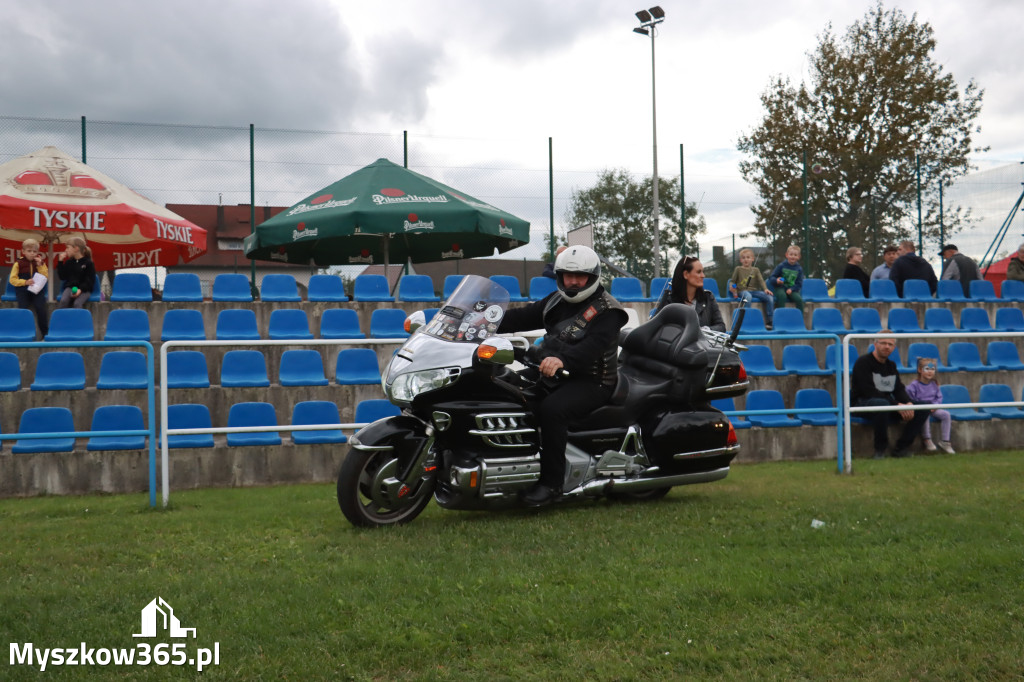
81, 115, 86, 163
249, 124, 256, 294
548, 136, 554, 262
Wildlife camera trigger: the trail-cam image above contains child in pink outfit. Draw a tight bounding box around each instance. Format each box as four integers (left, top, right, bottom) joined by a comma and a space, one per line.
905, 357, 954, 453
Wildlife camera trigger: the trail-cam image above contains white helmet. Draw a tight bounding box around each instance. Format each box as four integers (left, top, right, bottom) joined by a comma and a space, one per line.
554, 245, 601, 302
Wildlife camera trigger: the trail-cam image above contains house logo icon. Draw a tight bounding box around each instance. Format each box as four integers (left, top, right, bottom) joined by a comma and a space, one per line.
133, 597, 196, 639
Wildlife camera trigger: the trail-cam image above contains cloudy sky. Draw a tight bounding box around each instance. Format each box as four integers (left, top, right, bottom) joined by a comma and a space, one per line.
2, 0, 1022, 262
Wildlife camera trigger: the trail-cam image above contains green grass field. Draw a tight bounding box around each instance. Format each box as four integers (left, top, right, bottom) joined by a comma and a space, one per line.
3, 452, 1023, 681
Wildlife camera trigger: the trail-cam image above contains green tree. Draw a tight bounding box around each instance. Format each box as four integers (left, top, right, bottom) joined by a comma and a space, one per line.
565, 168, 706, 282
737, 3, 984, 279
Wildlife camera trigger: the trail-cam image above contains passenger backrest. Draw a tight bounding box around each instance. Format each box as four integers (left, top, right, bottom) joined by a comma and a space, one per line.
619, 303, 707, 401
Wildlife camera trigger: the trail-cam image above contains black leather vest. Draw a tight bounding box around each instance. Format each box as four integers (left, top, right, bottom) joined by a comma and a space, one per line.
541, 290, 624, 387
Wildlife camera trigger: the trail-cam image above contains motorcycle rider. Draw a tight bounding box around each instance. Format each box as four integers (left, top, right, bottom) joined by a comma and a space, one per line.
497, 245, 629, 506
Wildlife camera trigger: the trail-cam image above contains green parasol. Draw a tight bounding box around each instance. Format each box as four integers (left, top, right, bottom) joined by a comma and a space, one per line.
243, 158, 530, 271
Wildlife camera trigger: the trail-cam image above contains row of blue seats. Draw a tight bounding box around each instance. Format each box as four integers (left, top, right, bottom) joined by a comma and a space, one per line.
740, 341, 1024, 377
0, 307, 415, 343
0, 347, 386, 391
733, 306, 1024, 335
713, 383, 1024, 428
710, 277, 1024, 303
1, 399, 401, 453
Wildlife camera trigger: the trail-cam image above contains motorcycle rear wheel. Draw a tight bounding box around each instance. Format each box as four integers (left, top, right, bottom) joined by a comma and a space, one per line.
609, 486, 671, 502
337, 448, 433, 527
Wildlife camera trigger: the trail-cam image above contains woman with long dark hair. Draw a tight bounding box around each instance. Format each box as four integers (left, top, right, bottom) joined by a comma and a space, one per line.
652, 256, 726, 331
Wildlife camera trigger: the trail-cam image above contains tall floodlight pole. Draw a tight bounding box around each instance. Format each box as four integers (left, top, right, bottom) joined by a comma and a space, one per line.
634, 6, 665, 277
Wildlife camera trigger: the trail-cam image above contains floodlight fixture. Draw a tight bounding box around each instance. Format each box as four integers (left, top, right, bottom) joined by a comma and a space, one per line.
650, 6, 665, 19
635, 9, 652, 22
633, 27, 649, 35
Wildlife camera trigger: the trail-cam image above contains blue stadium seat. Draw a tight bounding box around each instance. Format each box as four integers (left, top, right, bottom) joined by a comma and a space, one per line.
936, 280, 967, 302
744, 390, 802, 427
12, 407, 75, 453
848, 308, 882, 334
994, 307, 1024, 331
781, 345, 830, 376
923, 308, 958, 334
958, 308, 993, 333
226, 402, 281, 446
649, 277, 669, 302
610, 277, 646, 302
906, 342, 949, 373
702, 279, 725, 301
939, 385, 991, 422
97, 351, 148, 389
710, 397, 750, 429
161, 309, 206, 342
986, 341, 1024, 371
978, 384, 1024, 419
833, 278, 866, 302
824, 344, 859, 373
352, 274, 394, 302
901, 279, 933, 302
946, 342, 991, 371
886, 308, 922, 334
161, 273, 203, 302
442, 275, 465, 300
164, 404, 215, 448
31, 351, 85, 390
738, 345, 786, 376
489, 275, 528, 302
0, 308, 37, 342
109, 273, 152, 302
319, 308, 365, 339
369, 308, 410, 339
260, 274, 301, 302
731, 307, 768, 335
268, 309, 313, 340
868, 278, 900, 301
794, 388, 838, 426
801, 278, 830, 302
1, 279, 17, 302
87, 405, 146, 451
528, 276, 557, 301
0, 352, 21, 391
307, 274, 348, 302
215, 309, 260, 341
291, 401, 347, 445
212, 273, 253, 302
999, 279, 1024, 302
165, 350, 210, 389
810, 308, 848, 335
103, 308, 151, 342
770, 308, 807, 334
220, 350, 270, 387
335, 348, 382, 385
279, 349, 329, 387
968, 279, 998, 301
397, 274, 440, 302
45, 308, 94, 342
354, 399, 401, 424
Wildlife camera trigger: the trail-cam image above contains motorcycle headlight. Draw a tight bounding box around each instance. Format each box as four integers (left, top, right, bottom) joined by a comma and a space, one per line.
388, 368, 459, 403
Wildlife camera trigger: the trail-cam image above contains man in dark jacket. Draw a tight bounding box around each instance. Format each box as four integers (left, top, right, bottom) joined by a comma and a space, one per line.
939, 244, 980, 297
498, 245, 628, 506
849, 333, 929, 458
888, 240, 937, 297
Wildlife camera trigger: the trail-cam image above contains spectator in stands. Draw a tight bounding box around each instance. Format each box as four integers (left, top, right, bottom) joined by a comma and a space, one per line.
56, 236, 96, 309
870, 244, 899, 280
728, 248, 774, 328
849, 332, 930, 459
769, 245, 805, 312
842, 246, 870, 297
541, 245, 568, 279
888, 240, 937, 297
653, 256, 725, 331
939, 244, 980, 297
8, 237, 50, 337
1006, 242, 1024, 282
905, 357, 955, 454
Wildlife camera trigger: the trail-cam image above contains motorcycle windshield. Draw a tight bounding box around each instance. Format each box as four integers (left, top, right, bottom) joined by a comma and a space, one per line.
423, 275, 511, 344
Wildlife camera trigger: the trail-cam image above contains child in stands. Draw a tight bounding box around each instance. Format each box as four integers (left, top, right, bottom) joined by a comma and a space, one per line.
905, 357, 955, 453
769, 245, 805, 312
728, 247, 774, 328
9, 237, 50, 337
56, 236, 96, 309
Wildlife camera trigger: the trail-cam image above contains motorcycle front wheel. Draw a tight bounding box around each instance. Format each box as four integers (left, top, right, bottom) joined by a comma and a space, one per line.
337, 447, 434, 528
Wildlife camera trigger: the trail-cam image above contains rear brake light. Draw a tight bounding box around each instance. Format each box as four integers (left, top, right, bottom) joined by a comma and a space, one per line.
737, 363, 747, 382
727, 422, 738, 446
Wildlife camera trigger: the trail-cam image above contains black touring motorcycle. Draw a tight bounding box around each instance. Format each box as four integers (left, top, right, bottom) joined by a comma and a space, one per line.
337, 275, 749, 527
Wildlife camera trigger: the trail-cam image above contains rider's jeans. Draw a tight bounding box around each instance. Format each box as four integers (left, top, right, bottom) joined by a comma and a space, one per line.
535, 380, 613, 489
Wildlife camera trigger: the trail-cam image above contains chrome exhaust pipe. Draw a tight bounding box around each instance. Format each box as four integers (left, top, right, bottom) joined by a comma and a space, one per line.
575, 466, 731, 496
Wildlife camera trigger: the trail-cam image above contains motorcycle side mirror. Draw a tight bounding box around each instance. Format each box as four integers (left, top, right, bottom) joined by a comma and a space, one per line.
404, 310, 428, 334
476, 337, 515, 366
